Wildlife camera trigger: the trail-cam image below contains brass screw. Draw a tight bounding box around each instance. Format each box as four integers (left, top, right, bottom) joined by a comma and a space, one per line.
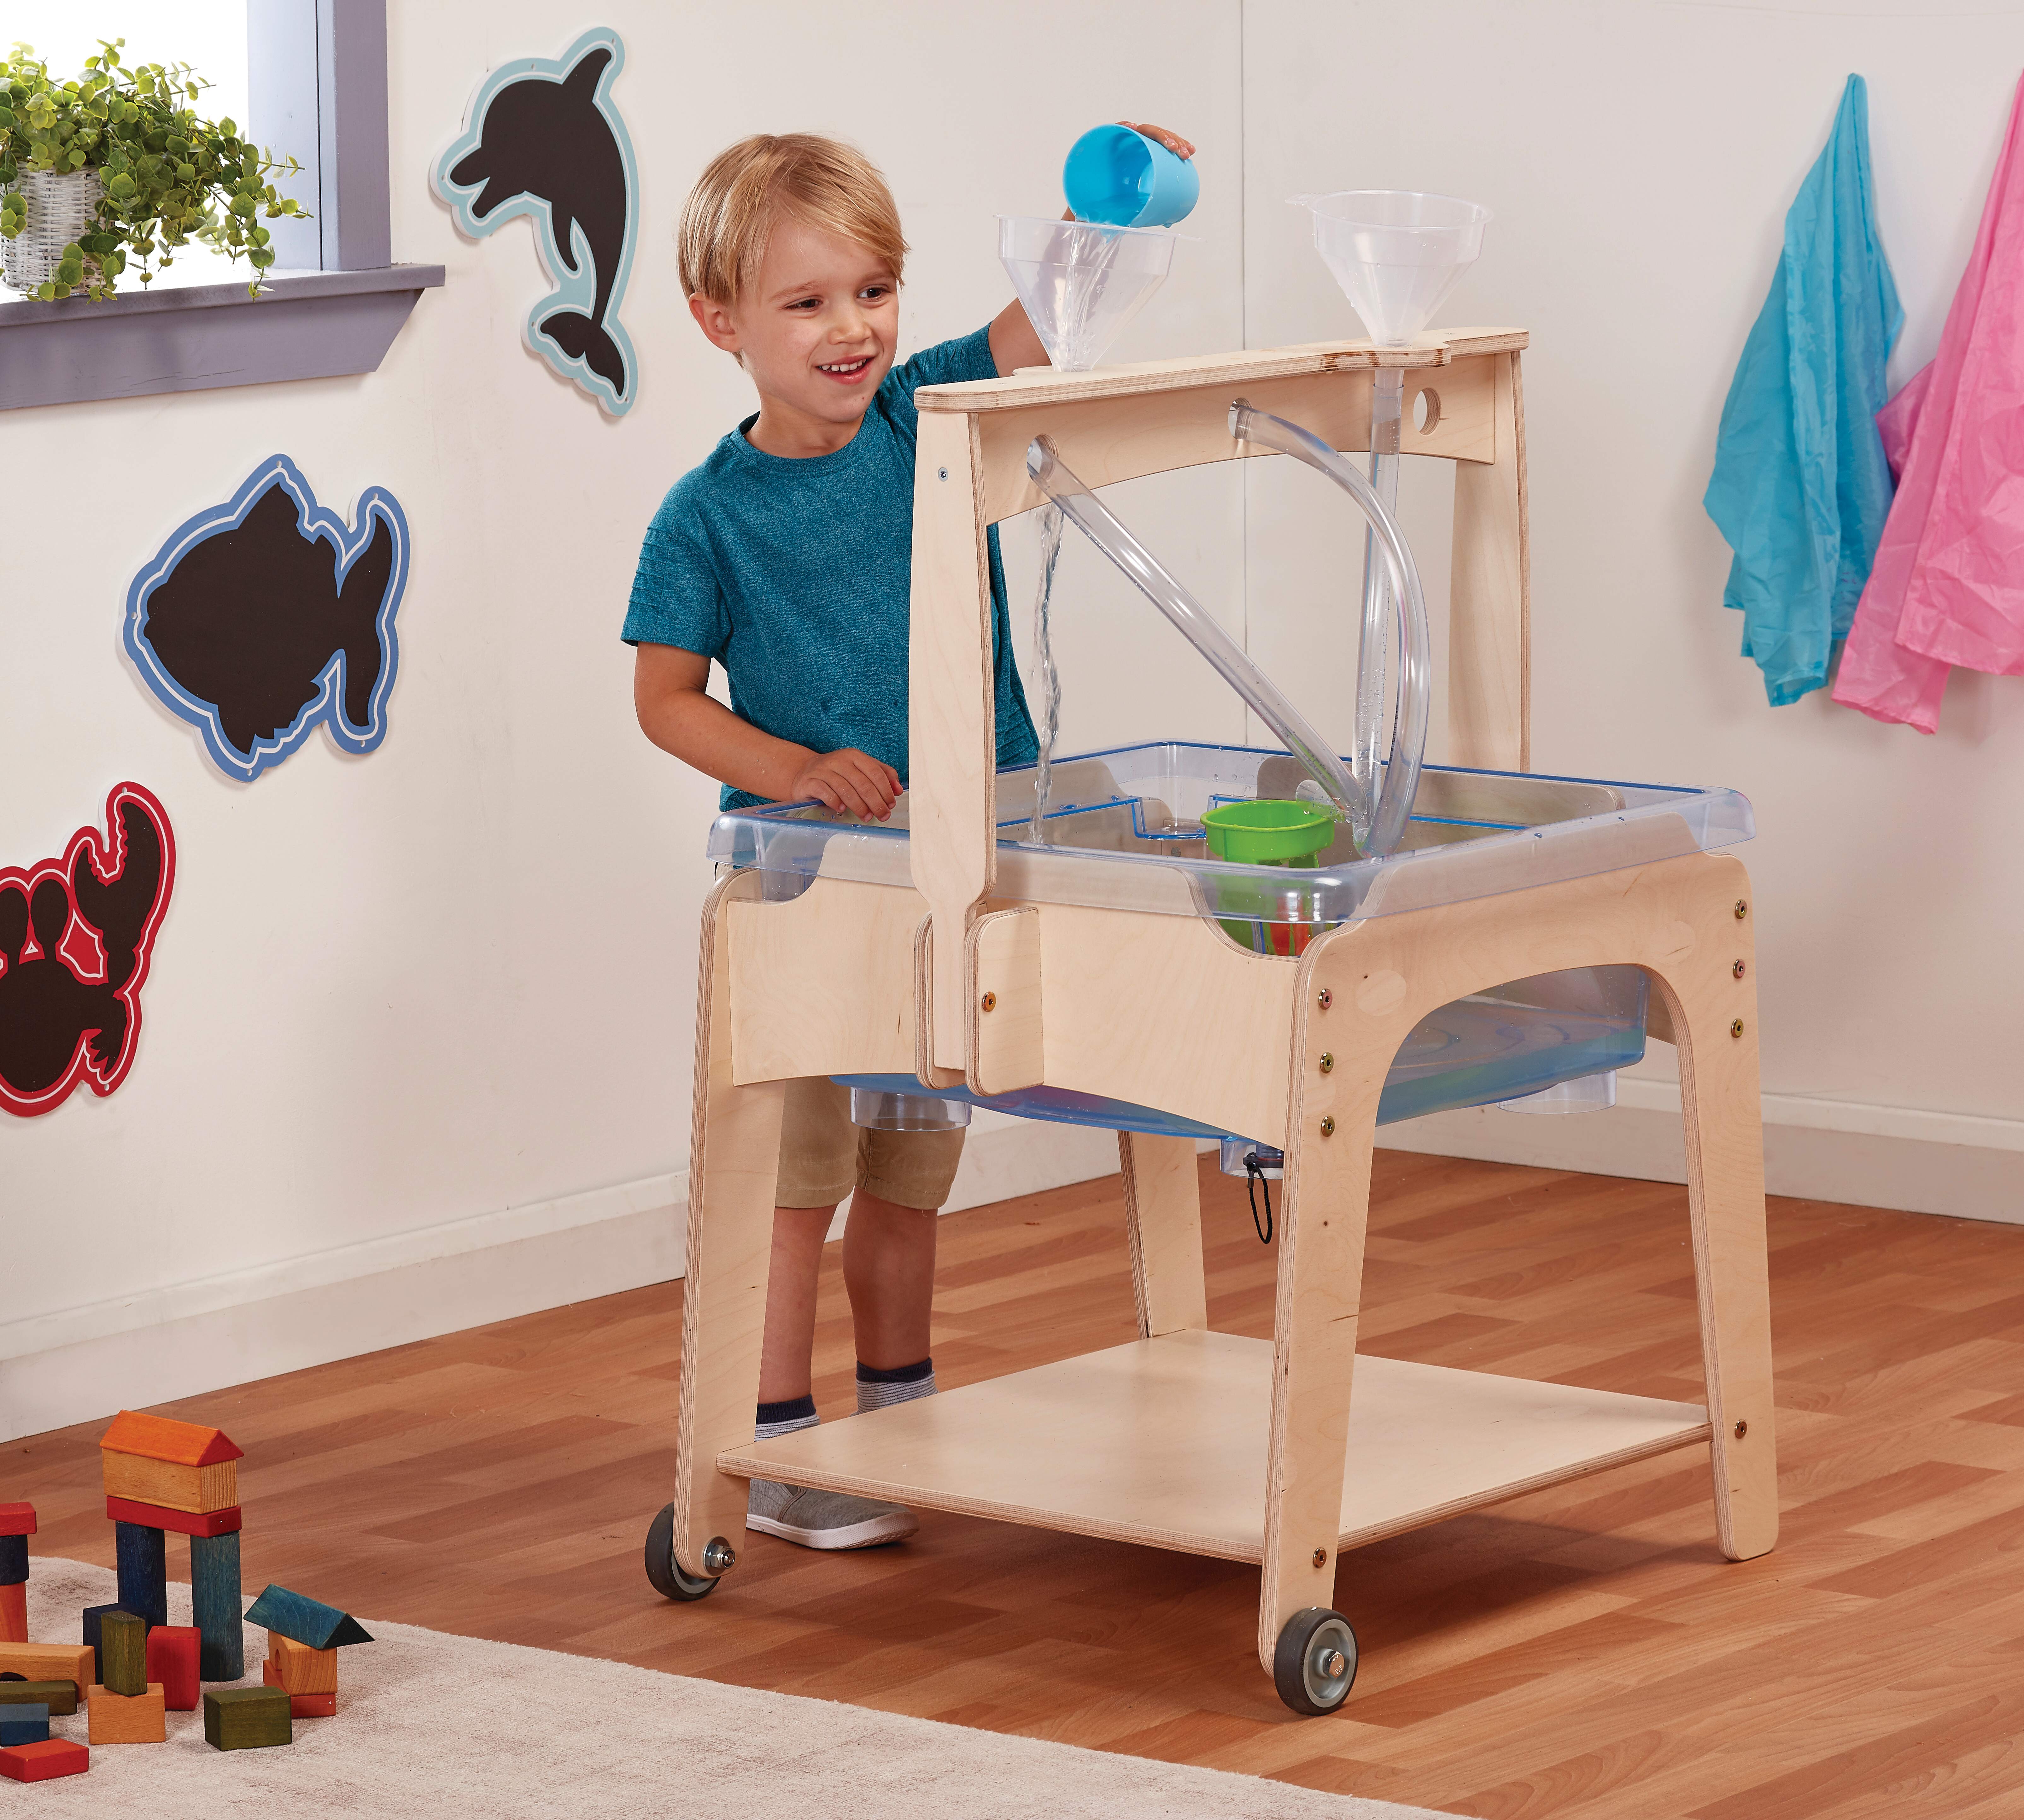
1317, 986, 1333, 1010
1733, 960, 1747, 979
1319, 1115, 1336, 1137
1734, 899, 1749, 920
1319, 1052, 1334, 1073
1731, 1019, 1745, 1039
1733, 1419, 1748, 1440
1312, 1548, 1328, 1569
981, 991, 997, 1013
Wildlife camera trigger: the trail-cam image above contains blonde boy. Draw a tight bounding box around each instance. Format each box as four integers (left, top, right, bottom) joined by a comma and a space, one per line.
627, 128, 1192, 1550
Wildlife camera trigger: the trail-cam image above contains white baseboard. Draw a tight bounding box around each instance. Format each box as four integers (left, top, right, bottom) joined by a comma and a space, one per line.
1380, 1076, 2024, 1225
0, 1114, 1125, 1445
8, 1086, 2014, 1445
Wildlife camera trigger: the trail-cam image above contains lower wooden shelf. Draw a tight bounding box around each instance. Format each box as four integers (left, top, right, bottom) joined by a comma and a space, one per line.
720, 1329, 1710, 1564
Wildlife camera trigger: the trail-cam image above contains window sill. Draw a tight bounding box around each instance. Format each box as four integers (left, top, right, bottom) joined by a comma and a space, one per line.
0, 263, 446, 411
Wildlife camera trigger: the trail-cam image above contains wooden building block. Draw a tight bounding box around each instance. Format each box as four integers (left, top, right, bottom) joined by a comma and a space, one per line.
0, 1503, 35, 1537
0, 1680, 79, 1716
190, 1529, 244, 1679
146, 1625, 201, 1711
0, 1736, 88, 1782
81, 1602, 122, 1683
0, 1581, 23, 1645
98, 1411, 243, 1469
114, 1522, 167, 1631
243, 1584, 372, 1651
97, 1610, 147, 1697
87, 1683, 164, 1743
203, 1686, 290, 1751
0, 1534, 26, 1585
0, 1705, 49, 1747
100, 1451, 238, 1516
263, 1659, 336, 1717
0, 1642, 94, 1696
104, 1494, 242, 1538
265, 1632, 337, 1694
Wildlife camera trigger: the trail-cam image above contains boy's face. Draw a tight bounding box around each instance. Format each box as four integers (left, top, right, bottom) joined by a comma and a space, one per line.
692, 217, 899, 431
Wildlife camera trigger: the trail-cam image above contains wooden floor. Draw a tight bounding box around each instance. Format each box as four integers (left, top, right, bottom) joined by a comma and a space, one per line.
15, 1149, 2024, 1819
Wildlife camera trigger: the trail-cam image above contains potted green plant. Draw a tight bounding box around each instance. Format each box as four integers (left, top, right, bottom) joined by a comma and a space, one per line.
0, 38, 307, 301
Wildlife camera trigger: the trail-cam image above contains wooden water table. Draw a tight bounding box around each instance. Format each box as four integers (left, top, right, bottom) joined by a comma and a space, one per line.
648, 329, 1777, 1715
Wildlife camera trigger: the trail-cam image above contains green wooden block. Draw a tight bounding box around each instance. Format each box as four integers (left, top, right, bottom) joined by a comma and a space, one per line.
98, 1609, 148, 1697
0, 1681, 77, 1717
203, 1686, 291, 1752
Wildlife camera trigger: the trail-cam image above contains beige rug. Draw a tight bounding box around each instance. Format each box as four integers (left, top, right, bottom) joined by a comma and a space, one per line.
11, 1559, 1463, 1817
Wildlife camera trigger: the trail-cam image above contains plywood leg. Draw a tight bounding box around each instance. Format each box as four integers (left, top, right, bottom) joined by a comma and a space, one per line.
673, 873, 786, 1583
1256, 971, 1375, 1674
1646, 864, 1777, 1561
1118, 1132, 1207, 1339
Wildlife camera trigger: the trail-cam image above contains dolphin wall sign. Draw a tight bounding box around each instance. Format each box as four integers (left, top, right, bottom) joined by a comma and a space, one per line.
125, 455, 412, 784
432, 27, 641, 417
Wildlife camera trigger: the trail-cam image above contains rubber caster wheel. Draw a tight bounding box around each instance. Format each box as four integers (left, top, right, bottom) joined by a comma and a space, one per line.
1273, 1607, 1358, 1715
644, 1502, 720, 1602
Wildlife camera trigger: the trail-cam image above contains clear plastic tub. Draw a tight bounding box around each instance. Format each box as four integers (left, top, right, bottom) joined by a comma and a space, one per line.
710, 743, 1753, 1147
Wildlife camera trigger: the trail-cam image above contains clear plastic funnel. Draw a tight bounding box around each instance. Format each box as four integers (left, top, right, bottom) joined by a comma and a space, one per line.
998, 216, 1176, 373
1290, 190, 1490, 345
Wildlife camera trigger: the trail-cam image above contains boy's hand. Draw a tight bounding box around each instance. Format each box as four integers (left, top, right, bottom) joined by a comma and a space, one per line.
1118, 122, 1195, 161
789, 748, 901, 821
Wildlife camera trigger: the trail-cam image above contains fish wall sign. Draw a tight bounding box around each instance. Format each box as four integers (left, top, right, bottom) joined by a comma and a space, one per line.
125, 455, 411, 783
432, 27, 640, 416
0, 784, 174, 1117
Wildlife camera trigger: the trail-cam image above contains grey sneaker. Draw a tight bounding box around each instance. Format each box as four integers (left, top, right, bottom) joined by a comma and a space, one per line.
746, 1477, 919, 1550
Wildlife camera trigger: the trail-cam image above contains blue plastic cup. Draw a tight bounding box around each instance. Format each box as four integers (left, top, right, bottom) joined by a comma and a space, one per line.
1062, 125, 1199, 228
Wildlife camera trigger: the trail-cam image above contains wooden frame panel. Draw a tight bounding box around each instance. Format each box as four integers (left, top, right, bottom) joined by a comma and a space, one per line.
673, 871, 786, 1581
726, 878, 922, 1084
1448, 349, 1530, 769
966, 906, 1044, 1095
1257, 850, 1774, 1666
1120, 1132, 1208, 1338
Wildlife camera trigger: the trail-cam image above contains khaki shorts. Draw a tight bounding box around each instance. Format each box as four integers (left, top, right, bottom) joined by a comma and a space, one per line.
775, 1077, 967, 1211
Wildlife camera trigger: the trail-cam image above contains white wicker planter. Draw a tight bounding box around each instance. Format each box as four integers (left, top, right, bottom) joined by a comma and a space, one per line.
3, 167, 106, 295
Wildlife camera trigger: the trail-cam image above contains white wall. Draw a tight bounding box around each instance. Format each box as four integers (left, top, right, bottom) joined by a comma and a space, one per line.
7, 0, 2022, 1441
1243, 0, 2024, 1214
0, 0, 1243, 1438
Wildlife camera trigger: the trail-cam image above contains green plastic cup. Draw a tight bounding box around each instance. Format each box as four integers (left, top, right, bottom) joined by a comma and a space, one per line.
1201, 799, 1337, 867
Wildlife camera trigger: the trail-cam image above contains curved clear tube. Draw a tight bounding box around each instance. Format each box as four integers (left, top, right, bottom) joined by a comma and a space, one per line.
1025, 436, 1365, 831
1227, 401, 1430, 859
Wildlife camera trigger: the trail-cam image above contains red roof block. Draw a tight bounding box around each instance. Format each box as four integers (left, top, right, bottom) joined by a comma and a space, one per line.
0, 1736, 88, 1782
98, 1411, 243, 1467
0, 1505, 34, 1538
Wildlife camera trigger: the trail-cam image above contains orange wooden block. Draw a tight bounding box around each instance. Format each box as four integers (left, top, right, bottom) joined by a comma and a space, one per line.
265, 1632, 336, 1695
263, 1659, 336, 1717
0, 1643, 94, 1696
87, 1684, 164, 1743
0, 1582, 23, 1645
0, 1736, 88, 1782
98, 1411, 243, 1467
99, 1411, 242, 1515
100, 1452, 238, 1516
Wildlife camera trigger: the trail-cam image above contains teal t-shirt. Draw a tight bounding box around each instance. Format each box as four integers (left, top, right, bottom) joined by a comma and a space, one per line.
623, 326, 1038, 810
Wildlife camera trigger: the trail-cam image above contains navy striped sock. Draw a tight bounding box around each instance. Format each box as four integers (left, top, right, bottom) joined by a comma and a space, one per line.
857, 1357, 935, 1413
755, 1394, 817, 1442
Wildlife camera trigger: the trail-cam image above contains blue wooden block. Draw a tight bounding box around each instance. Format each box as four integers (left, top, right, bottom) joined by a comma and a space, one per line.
0, 1534, 26, 1586
114, 1520, 167, 1630
190, 1528, 243, 1681
81, 1600, 124, 1682
0, 1704, 49, 1747
242, 1584, 372, 1650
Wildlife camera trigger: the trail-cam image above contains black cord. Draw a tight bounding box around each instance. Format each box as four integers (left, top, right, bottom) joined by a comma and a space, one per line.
1244, 1152, 1273, 1246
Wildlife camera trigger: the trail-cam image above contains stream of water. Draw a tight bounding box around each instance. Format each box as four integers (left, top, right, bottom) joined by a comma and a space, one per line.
1026, 502, 1066, 845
